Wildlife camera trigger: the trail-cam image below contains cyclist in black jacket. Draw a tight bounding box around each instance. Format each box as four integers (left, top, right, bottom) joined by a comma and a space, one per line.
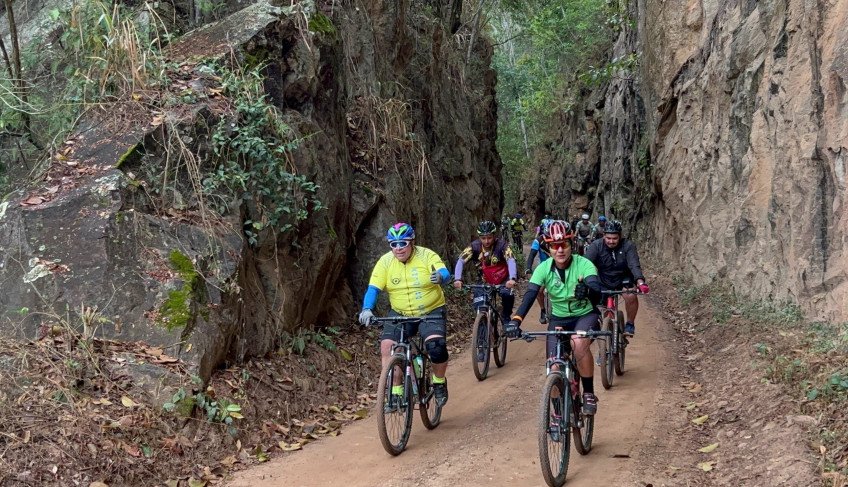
584, 220, 650, 336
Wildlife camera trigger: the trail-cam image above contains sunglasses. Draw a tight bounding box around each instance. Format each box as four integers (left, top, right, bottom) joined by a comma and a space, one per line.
389, 240, 411, 249
549, 242, 571, 251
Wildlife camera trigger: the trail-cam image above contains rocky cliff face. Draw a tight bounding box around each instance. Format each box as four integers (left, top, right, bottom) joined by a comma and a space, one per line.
523, 0, 846, 322
0, 0, 500, 378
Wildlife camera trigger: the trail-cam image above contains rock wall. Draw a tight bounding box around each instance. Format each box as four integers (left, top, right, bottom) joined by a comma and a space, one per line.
522, 0, 847, 322
0, 0, 501, 378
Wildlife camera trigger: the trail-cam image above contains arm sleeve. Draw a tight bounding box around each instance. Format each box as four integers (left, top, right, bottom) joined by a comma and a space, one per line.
583, 275, 605, 292
507, 258, 517, 280
438, 267, 450, 282
513, 283, 541, 319
625, 243, 645, 282
584, 240, 598, 263
454, 258, 464, 281
426, 249, 450, 281
526, 248, 538, 270
362, 285, 380, 309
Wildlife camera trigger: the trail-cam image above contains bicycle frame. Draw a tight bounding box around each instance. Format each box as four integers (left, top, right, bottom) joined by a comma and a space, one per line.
374, 317, 431, 404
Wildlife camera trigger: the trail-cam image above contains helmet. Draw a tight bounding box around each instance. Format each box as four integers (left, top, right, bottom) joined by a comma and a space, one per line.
581, 213, 590, 220
543, 220, 573, 243
604, 220, 623, 234
386, 222, 415, 241
477, 220, 497, 235
598, 215, 607, 222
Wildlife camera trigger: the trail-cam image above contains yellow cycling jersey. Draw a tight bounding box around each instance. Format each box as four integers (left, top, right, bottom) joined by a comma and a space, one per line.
368, 246, 448, 316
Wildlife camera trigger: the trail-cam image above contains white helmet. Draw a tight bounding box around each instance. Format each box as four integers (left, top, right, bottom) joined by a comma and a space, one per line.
581, 213, 590, 220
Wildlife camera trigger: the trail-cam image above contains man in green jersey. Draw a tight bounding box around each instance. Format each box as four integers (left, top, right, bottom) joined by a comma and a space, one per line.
505, 220, 606, 415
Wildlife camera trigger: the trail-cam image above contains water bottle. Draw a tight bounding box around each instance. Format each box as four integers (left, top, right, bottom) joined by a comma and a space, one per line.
413, 355, 424, 379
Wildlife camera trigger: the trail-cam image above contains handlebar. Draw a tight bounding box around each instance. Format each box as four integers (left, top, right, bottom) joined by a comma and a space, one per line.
369, 316, 424, 327
516, 329, 613, 342
600, 288, 643, 295
467, 283, 510, 290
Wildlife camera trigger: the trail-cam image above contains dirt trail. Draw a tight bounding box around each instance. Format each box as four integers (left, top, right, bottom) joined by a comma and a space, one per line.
229, 297, 669, 487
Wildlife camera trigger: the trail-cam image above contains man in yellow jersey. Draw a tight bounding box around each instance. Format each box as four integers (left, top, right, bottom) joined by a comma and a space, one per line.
358, 222, 452, 406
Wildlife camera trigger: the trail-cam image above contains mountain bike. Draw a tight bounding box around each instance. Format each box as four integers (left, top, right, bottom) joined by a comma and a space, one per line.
371, 316, 442, 456
518, 328, 612, 487
597, 287, 641, 389
468, 284, 511, 380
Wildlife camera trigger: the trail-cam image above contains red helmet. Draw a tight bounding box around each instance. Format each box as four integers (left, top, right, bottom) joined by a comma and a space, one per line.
543, 220, 572, 243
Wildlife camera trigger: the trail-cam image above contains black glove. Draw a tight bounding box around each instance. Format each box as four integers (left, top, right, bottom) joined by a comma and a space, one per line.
504, 319, 522, 338
574, 279, 589, 300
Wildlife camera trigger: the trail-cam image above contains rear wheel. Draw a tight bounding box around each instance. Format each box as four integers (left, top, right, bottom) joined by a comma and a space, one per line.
471, 311, 491, 380
538, 373, 570, 487
492, 311, 508, 368
614, 310, 627, 376
418, 357, 442, 429
571, 376, 594, 455
599, 316, 615, 389
376, 356, 413, 455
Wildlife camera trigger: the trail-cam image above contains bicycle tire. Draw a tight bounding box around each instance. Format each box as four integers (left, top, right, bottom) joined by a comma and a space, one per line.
471, 311, 491, 381
615, 310, 626, 376
492, 311, 508, 368
538, 373, 570, 487
572, 377, 594, 455
418, 356, 442, 429
376, 356, 413, 455
599, 316, 615, 389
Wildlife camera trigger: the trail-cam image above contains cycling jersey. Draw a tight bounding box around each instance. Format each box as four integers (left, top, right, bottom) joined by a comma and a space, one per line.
367, 246, 448, 316
528, 238, 550, 263
574, 221, 593, 239
529, 255, 598, 317
510, 218, 526, 231
455, 238, 516, 285
584, 238, 644, 290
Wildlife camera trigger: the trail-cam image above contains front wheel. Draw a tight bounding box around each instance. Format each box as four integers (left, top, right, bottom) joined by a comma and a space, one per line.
599, 316, 615, 389
471, 311, 492, 381
492, 311, 508, 368
538, 373, 571, 487
376, 356, 413, 455
418, 357, 442, 429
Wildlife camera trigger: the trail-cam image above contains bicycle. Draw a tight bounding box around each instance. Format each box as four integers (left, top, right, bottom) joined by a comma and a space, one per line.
597, 287, 641, 389
518, 328, 612, 487
468, 284, 511, 380
511, 230, 524, 250
371, 316, 443, 456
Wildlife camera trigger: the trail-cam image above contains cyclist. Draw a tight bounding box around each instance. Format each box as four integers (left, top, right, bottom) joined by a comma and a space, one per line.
592, 215, 608, 240
509, 212, 527, 248
500, 214, 512, 245
358, 222, 452, 406
454, 220, 517, 360
584, 220, 650, 336
573, 213, 594, 255
505, 221, 606, 415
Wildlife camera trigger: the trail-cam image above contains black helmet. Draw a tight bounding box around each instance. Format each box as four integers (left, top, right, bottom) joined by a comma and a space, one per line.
477, 220, 497, 235
604, 220, 623, 234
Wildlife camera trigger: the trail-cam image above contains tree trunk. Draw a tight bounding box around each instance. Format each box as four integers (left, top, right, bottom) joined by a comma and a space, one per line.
0, 35, 13, 80
3, 0, 34, 139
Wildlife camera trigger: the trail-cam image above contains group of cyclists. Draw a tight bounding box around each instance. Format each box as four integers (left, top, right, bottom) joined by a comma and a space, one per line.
357, 214, 648, 413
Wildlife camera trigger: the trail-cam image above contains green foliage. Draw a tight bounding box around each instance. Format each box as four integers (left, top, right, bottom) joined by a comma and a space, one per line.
164, 387, 244, 434
308, 12, 337, 37
281, 326, 340, 355
202, 63, 325, 243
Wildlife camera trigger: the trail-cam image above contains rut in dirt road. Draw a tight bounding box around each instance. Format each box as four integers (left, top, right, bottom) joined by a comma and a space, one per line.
227, 300, 668, 487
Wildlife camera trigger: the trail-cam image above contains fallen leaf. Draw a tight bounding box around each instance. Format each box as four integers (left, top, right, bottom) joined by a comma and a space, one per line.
92, 398, 113, 406
354, 408, 368, 419
698, 442, 719, 453
339, 348, 353, 361
187, 478, 207, 487
22, 196, 45, 206
89, 482, 109, 487
820, 445, 827, 454
684, 402, 697, 411
692, 415, 709, 425
697, 461, 716, 472
220, 455, 238, 467
122, 442, 141, 457
121, 396, 138, 408
279, 441, 302, 451
165, 481, 179, 487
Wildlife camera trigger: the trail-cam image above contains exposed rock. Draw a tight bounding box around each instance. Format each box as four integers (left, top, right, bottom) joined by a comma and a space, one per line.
0, 0, 500, 380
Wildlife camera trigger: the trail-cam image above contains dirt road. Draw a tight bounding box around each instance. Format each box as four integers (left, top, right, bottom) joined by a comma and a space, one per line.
228, 298, 668, 487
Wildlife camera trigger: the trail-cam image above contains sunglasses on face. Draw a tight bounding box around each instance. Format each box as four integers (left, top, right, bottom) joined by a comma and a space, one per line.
389, 240, 411, 249
549, 242, 571, 251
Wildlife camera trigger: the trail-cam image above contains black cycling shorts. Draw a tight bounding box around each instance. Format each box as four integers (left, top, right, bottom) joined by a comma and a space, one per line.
380, 306, 447, 342
545, 312, 600, 358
